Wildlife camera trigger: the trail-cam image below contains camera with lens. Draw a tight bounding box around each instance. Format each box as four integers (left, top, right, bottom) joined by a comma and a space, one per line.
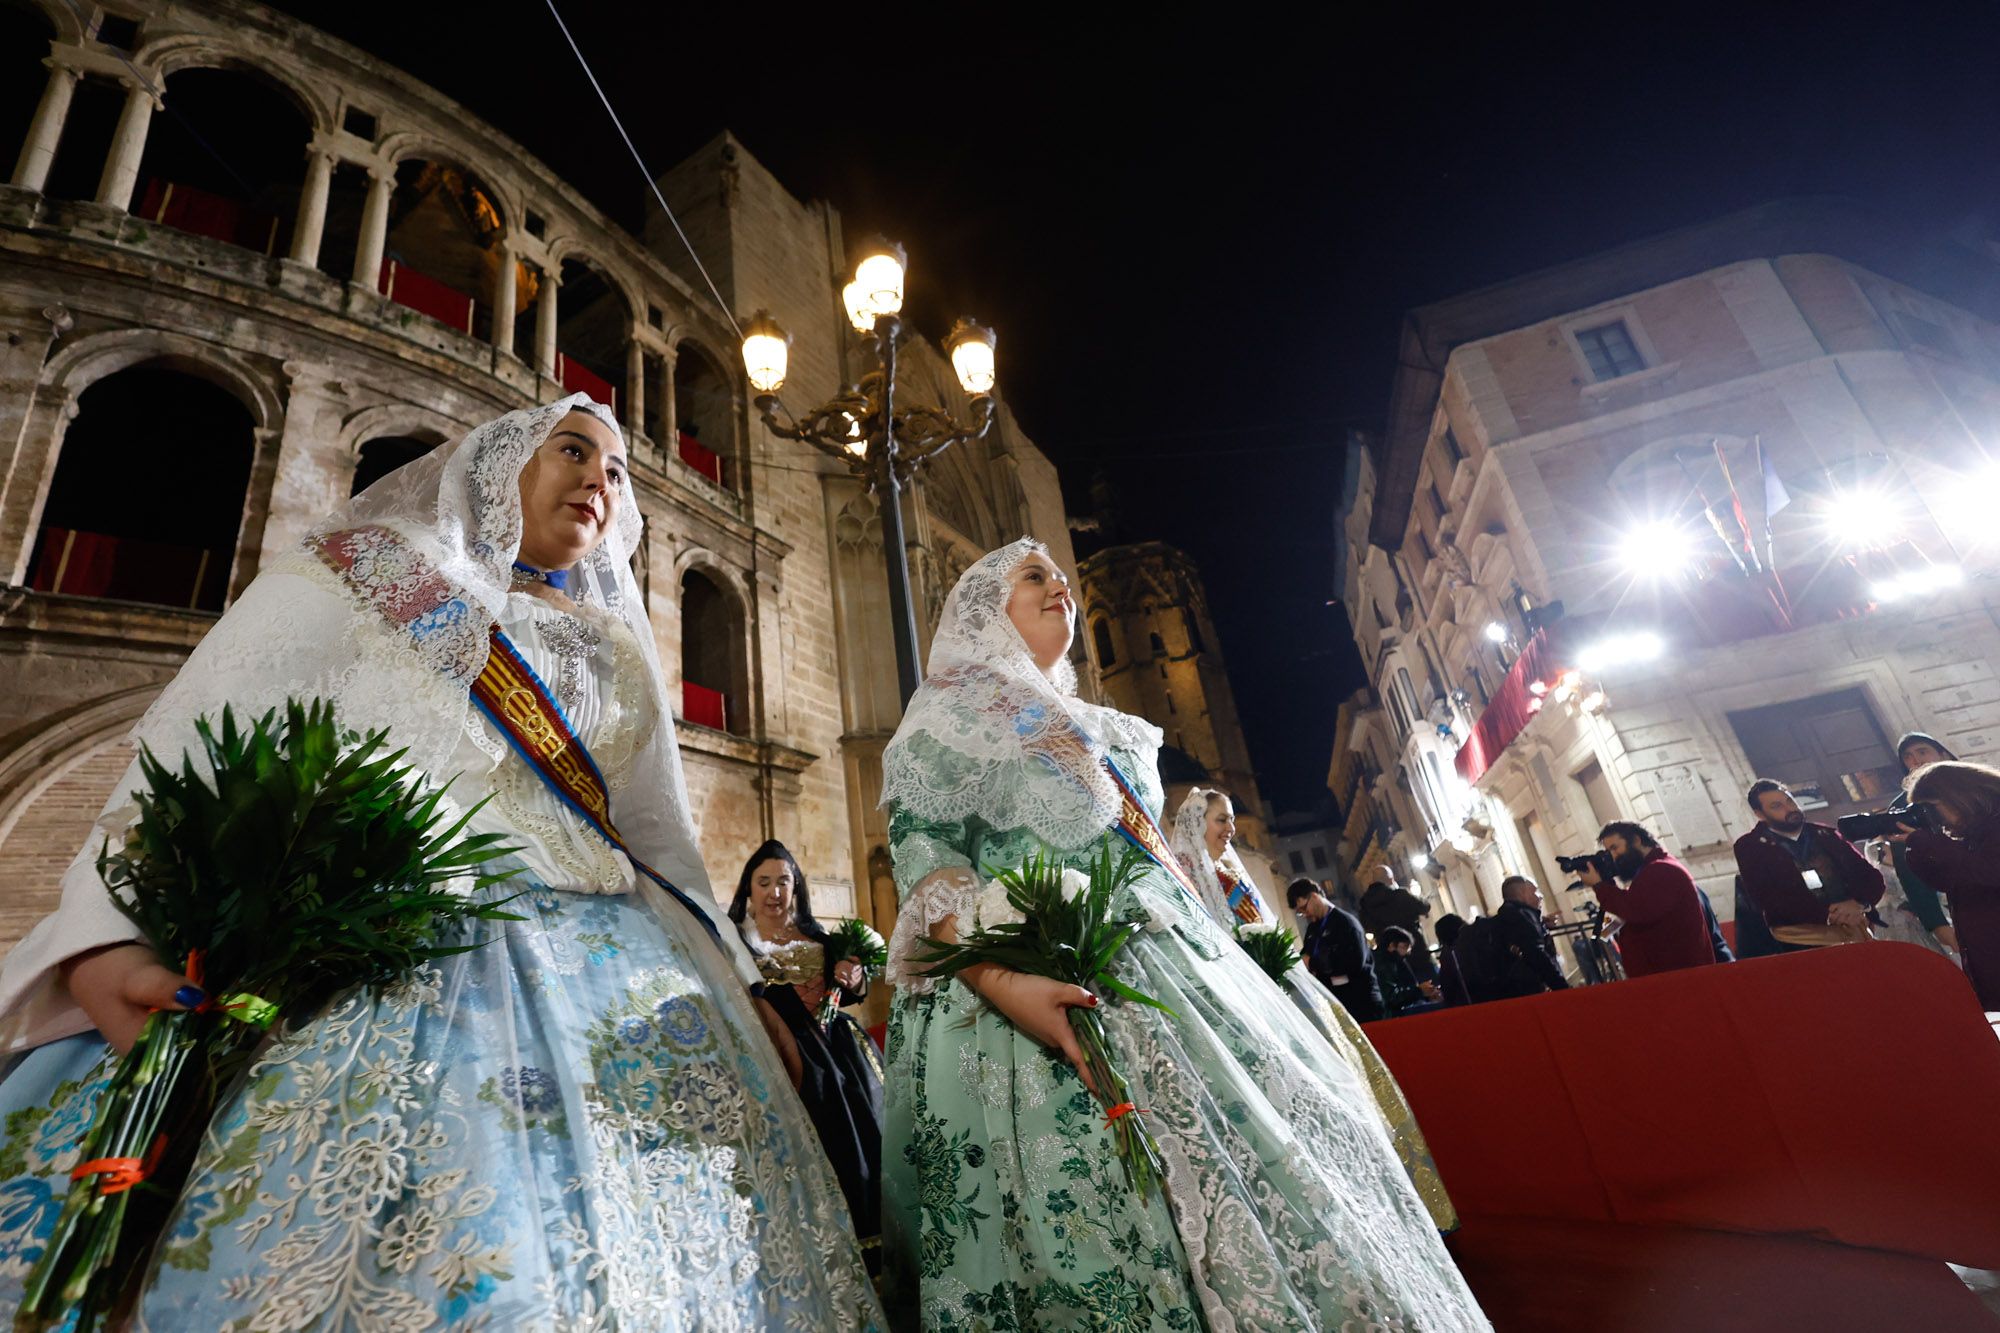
1836, 802, 1936, 842
1556, 850, 1615, 881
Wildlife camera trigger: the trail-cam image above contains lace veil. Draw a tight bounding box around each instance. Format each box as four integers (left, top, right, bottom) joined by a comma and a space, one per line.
880, 536, 1162, 849
1169, 786, 1263, 929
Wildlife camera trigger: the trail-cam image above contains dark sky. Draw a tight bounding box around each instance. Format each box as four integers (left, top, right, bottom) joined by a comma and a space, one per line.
271, 0, 2000, 814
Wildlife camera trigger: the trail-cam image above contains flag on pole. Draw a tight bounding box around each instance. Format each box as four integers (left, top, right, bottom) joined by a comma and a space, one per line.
1712, 438, 1760, 572
1756, 434, 1789, 572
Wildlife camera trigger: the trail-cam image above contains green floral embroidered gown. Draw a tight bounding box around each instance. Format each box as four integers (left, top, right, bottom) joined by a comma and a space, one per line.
883, 747, 1488, 1332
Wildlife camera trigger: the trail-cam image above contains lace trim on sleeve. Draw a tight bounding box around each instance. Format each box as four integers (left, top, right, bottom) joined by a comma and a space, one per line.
885, 866, 981, 995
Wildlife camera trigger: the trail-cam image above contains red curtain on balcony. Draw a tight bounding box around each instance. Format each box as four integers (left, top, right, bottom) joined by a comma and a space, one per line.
28, 527, 227, 610
678, 432, 722, 486
380, 260, 476, 333
556, 354, 618, 415
682, 680, 728, 732
138, 179, 280, 254
1455, 630, 1559, 784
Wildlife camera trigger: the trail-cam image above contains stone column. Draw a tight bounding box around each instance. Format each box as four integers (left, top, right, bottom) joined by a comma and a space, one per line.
625, 334, 645, 434
490, 243, 517, 357
535, 268, 560, 377
94, 77, 160, 212
12, 60, 78, 192
258, 362, 351, 567
351, 168, 393, 293
288, 147, 334, 267
661, 345, 678, 446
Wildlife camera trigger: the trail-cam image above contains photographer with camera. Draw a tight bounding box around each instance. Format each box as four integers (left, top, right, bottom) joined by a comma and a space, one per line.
1573, 823, 1718, 977
1881, 761, 2000, 1011
1734, 779, 1884, 948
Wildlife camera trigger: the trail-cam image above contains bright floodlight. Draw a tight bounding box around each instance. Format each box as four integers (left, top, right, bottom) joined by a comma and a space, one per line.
1483, 621, 1507, 643
1409, 852, 1430, 872
1873, 563, 1964, 603
740, 310, 790, 394
1622, 519, 1697, 578
1575, 630, 1664, 674
852, 237, 907, 319
1819, 485, 1898, 545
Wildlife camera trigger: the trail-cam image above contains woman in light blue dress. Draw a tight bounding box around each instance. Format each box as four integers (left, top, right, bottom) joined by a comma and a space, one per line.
0, 398, 882, 1330
878, 539, 1485, 1331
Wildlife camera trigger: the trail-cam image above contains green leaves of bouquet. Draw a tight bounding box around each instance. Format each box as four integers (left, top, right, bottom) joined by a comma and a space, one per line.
18, 700, 521, 1332
816, 917, 889, 1024
1235, 922, 1303, 985
105, 699, 520, 1004
916, 842, 1175, 1201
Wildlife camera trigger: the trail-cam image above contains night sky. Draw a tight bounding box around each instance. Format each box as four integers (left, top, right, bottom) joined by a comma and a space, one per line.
273, 0, 2000, 814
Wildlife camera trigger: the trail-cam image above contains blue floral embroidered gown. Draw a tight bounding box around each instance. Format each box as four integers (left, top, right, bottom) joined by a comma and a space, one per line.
0, 578, 883, 1331
883, 747, 1487, 1332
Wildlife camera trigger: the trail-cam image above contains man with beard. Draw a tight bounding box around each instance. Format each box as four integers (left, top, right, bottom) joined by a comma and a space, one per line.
1732, 779, 1884, 948
1576, 821, 1718, 977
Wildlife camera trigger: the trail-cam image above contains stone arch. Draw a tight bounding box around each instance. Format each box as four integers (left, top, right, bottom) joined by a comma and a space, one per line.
28, 361, 262, 611
548, 245, 637, 420
0, 685, 156, 954
336, 403, 464, 457
135, 34, 335, 135
669, 334, 740, 489
674, 550, 752, 737
42, 327, 283, 430
16, 0, 86, 44
371, 138, 509, 340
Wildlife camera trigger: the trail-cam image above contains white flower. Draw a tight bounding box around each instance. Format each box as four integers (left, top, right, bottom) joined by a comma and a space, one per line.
975, 877, 1023, 929
1238, 920, 1284, 937
1058, 867, 1093, 900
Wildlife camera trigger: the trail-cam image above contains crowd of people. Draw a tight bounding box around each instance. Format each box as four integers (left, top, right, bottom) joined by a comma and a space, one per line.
1291, 744, 1994, 1030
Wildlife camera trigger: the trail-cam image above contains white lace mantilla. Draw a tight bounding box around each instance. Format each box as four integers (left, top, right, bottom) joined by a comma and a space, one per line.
880, 537, 1162, 851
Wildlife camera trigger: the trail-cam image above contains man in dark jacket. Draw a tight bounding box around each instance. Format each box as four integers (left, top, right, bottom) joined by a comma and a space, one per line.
1358, 871, 1435, 981
1578, 822, 1718, 977
1494, 875, 1570, 997
1734, 779, 1884, 944
1288, 878, 1383, 1022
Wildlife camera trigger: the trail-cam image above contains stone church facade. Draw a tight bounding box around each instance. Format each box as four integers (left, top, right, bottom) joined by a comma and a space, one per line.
0, 0, 1077, 955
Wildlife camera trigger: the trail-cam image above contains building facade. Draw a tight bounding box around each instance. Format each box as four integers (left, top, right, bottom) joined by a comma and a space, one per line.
1337, 200, 2000, 937
0, 0, 1076, 956
1077, 539, 1285, 909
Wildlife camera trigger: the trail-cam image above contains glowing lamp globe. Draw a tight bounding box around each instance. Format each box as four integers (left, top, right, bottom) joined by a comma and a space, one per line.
853, 237, 907, 318
740, 311, 790, 394
947, 319, 998, 395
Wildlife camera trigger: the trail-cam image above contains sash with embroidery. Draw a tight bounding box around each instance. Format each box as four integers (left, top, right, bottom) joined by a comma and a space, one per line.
1216, 866, 1267, 924
1101, 760, 1215, 922
469, 625, 722, 946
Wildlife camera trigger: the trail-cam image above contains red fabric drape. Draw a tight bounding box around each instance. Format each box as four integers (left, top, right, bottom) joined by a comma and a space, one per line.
682, 681, 727, 732
1454, 630, 1557, 782
556, 354, 618, 415
139, 179, 278, 254
1368, 944, 2000, 1268
28, 528, 225, 609
380, 260, 476, 334
678, 432, 723, 486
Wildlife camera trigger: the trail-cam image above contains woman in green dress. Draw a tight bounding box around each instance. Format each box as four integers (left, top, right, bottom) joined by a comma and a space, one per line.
880, 538, 1487, 1331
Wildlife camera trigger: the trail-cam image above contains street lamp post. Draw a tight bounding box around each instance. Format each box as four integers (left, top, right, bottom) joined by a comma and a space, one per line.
741, 238, 999, 705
